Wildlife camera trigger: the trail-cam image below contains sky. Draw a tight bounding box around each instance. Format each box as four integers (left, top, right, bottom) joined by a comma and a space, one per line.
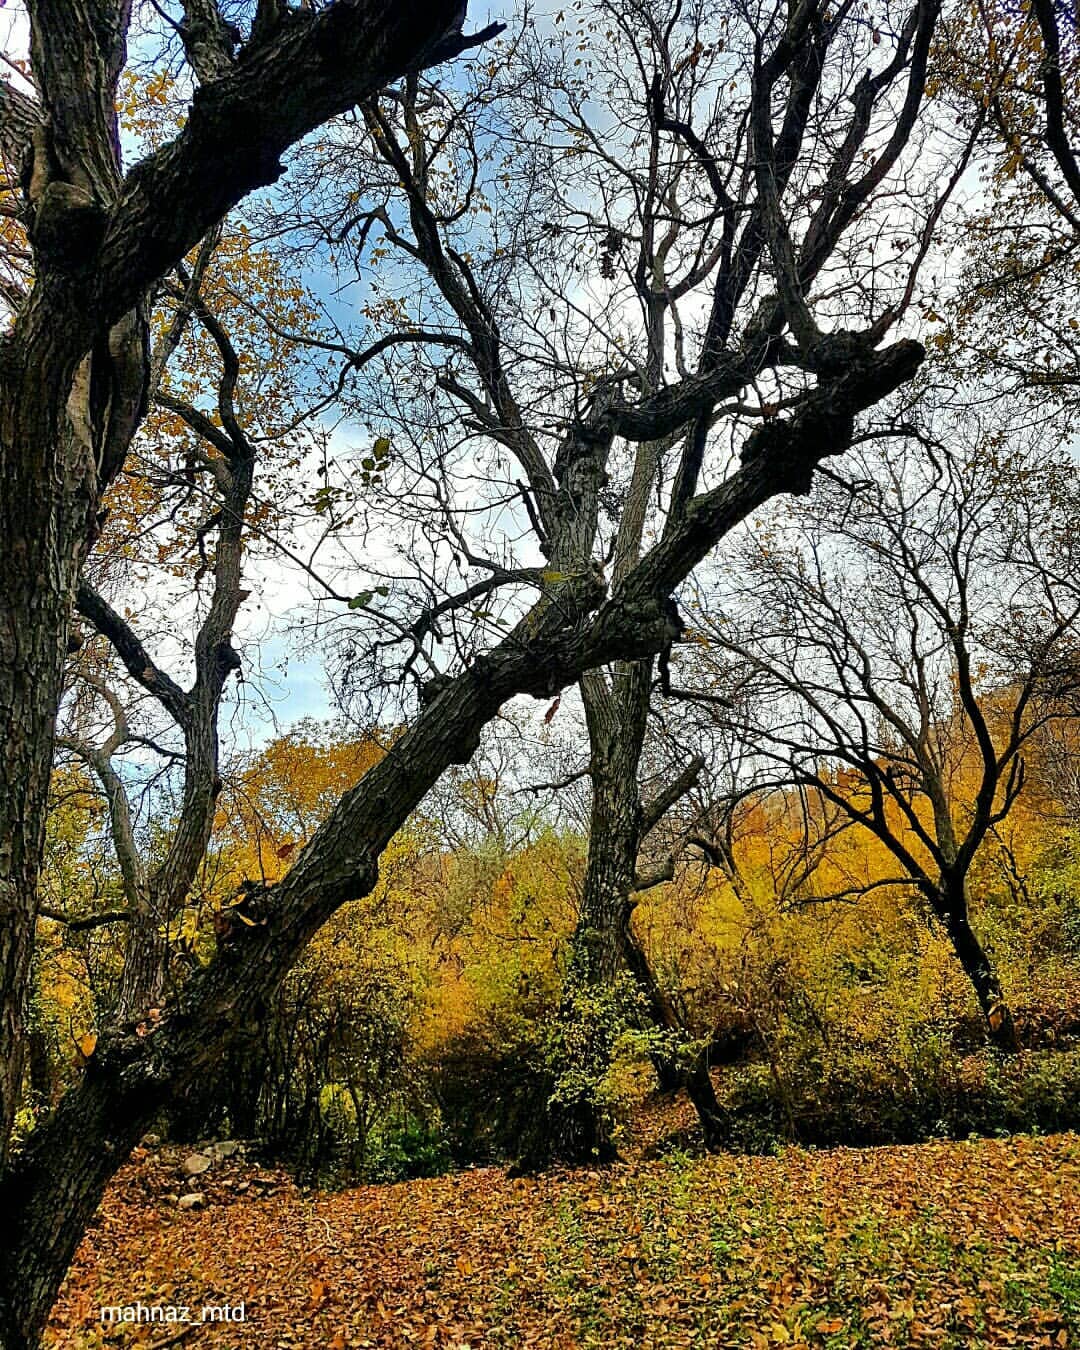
3, 0, 966, 754
0, 0, 525, 739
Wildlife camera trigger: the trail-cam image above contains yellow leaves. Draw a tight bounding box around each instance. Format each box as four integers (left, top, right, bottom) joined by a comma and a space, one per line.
76, 1031, 97, 1059
144, 72, 173, 106
117, 71, 184, 153
210, 726, 397, 899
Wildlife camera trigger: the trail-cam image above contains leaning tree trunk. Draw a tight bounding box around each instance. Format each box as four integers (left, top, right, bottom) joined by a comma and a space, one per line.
0, 1059, 162, 1350
937, 881, 1018, 1051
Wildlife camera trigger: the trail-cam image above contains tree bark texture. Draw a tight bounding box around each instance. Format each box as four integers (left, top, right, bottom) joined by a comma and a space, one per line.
573, 664, 652, 986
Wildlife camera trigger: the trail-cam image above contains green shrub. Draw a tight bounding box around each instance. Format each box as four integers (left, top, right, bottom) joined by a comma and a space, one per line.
362, 1113, 452, 1183
702, 1045, 1080, 1153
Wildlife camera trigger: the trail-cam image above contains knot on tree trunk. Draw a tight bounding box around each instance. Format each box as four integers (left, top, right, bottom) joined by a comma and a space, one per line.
29, 181, 107, 271
21, 123, 108, 271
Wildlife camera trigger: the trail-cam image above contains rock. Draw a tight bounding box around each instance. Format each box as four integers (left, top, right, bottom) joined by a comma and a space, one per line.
141, 1132, 162, 1148
181, 1152, 212, 1177
177, 1192, 205, 1210
207, 1139, 242, 1161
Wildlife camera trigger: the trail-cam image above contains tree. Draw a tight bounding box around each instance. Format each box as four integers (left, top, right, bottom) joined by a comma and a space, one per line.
268, 0, 948, 1163
0, 3, 506, 1341
46, 213, 342, 1026
679, 428, 1080, 1047
0, 0, 502, 1162
0, 1, 929, 1342
938, 0, 1080, 399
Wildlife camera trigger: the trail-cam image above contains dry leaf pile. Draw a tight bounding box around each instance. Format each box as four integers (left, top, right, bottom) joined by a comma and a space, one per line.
47, 1133, 1080, 1349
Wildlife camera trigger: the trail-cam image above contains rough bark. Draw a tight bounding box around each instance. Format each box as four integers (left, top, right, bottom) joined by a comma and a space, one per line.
0, 338, 107, 1170
572, 665, 652, 986
0, 0, 490, 1186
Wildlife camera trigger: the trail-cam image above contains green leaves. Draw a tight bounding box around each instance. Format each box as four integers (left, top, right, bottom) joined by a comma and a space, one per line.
312, 485, 339, 515
347, 585, 390, 609
359, 436, 392, 488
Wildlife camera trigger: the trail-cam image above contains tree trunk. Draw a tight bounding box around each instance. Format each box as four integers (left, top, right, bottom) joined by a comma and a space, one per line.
25, 1033, 54, 1111
550, 656, 729, 1160
0, 1050, 169, 1349
114, 906, 169, 1023
622, 921, 726, 1147
0, 553, 71, 1171
0, 336, 100, 1169
938, 884, 1018, 1051
685, 1055, 726, 1151
533, 663, 651, 1166
571, 665, 651, 985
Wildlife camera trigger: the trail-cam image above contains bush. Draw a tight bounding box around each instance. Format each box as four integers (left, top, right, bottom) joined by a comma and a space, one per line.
431, 973, 660, 1170
362, 1113, 453, 1183
700, 1045, 1080, 1154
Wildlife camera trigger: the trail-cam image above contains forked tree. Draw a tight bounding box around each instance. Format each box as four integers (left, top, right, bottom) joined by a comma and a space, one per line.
280, 0, 954, 1159
0, 0, 931, 1343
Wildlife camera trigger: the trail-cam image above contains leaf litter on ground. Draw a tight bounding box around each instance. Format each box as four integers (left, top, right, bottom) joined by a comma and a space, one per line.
46, 1132, 1080, 1349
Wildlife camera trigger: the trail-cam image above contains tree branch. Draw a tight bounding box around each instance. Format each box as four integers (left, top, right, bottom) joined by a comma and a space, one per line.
75, 582, 189, 724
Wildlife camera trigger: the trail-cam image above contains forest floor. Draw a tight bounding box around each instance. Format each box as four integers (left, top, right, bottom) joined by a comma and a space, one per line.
47, 1128, 1080, 1350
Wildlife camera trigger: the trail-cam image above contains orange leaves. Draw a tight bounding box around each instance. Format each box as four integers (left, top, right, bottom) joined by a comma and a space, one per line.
45, 1133, 1080, 1349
